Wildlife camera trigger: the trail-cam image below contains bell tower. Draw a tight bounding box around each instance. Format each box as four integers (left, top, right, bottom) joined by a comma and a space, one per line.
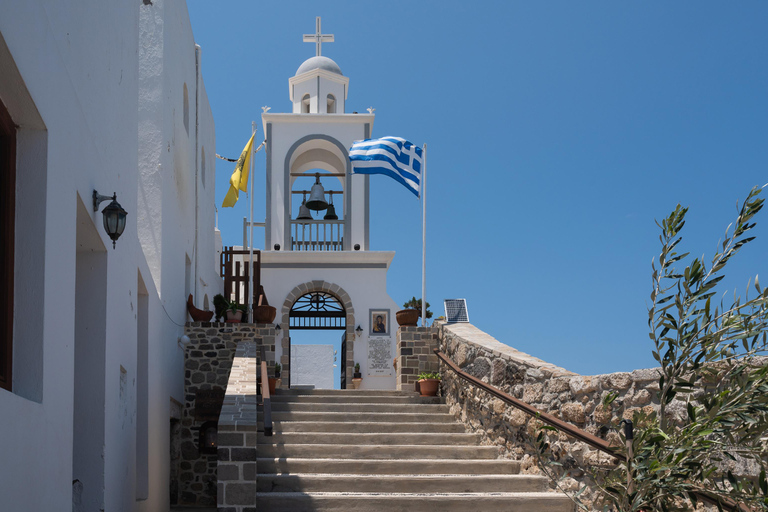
259, 18, 399, 391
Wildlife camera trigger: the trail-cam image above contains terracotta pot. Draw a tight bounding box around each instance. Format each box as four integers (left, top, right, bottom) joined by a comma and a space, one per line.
396, 309, 419, 327
254, 305, 276, 324
418, 378, 440, 397
351, 377, 363, 390
268, 377, 278, 395
226, 309, 243, 323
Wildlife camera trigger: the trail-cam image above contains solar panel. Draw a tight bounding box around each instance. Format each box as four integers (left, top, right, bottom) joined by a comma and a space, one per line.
444, 299, 469, 323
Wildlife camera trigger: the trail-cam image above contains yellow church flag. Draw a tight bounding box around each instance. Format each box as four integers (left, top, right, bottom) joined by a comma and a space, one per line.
222, 133, 255, 207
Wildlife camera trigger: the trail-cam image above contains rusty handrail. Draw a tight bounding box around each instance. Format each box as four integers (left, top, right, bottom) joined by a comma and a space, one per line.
434, 349, 748, 512
434, 349, 623, 460
260, 346, 272, 436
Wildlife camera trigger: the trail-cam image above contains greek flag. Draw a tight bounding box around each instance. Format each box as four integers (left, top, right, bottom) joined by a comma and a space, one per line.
349, 137, 422, 197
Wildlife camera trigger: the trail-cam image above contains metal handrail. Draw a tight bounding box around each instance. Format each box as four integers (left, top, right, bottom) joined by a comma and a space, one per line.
260, 346, 272, 436
434, 349, 747, 512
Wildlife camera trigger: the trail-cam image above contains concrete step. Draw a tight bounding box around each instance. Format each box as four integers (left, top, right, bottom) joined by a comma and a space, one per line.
256, 473, 550, 493
274, 389, 419, 397
271, 394, 443, 405
259, 431, 481, 446
257, 458, 521, 475
257, 443, 500, 460
264, 402, 450, 413
266, 420, 467, 434
255, 492, 575, 512
269, 411, 458, 423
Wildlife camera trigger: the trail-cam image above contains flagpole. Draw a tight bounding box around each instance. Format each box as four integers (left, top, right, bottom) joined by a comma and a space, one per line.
248, 121, 256, 323
421, 143, 427, 326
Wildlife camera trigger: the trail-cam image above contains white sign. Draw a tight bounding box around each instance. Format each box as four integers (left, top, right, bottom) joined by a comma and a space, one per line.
367, 337, 392, 376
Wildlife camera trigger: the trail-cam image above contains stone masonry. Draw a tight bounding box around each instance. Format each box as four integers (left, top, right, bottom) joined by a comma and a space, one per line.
396, 326, 439, 391
179, 322, 275, 507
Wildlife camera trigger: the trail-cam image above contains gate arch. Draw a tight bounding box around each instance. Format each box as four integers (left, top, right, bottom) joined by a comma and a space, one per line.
280, 281, 356, 388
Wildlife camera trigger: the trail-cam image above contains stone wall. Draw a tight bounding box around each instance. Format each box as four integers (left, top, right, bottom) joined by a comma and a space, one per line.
179, 322, 275, 507
436, 321, 661, 510
217, 340, 260, 512
395, 326, 439, 391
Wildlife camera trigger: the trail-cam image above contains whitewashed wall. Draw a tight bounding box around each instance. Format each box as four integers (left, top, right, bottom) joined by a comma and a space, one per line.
0, 1, 220, 510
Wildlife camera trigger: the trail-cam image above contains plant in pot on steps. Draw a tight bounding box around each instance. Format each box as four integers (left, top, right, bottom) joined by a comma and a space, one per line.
417, 372, 440, 397
351, 362, 363, 389
268, 363, 281, 395
225, 300, 247, 323
396, 297, 432, 327
213, 294, 228, 323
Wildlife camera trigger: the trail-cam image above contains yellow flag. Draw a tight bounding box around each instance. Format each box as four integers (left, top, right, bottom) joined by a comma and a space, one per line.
222, 133, 255, 207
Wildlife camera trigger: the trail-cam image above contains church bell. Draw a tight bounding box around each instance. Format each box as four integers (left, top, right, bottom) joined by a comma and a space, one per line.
306, 173, 329, 211
297, 193, 312, 220
323, 194, 338, 220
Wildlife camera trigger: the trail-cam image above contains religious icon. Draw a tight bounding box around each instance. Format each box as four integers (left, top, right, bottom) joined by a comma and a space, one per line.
369, 309, 389, 336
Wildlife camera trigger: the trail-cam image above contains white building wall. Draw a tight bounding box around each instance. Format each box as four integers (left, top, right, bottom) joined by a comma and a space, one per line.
0, 1, 220, 510
291, 345, 335, 389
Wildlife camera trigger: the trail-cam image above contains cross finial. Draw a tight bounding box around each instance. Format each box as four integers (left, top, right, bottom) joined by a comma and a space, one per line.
303, 16, 334, 57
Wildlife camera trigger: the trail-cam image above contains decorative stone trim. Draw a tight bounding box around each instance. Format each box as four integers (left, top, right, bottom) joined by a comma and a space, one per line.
279, 280, 356, 387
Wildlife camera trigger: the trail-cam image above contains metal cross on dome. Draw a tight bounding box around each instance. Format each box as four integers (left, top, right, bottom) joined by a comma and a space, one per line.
303, 16, 334, 57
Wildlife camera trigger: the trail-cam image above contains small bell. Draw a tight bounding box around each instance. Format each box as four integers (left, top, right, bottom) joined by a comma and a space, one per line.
297, 193, 312, 220
306, 173, 329, 211
324, 193, 338, 220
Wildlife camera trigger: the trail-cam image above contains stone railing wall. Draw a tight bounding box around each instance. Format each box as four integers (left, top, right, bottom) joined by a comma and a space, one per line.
436, 321, 661, 511
216, 340, 260, 512
179, 322, 275, 508
395, 326, 439, 391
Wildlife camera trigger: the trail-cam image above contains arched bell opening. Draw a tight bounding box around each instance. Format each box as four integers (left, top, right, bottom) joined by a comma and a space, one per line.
288, 141, 347, 251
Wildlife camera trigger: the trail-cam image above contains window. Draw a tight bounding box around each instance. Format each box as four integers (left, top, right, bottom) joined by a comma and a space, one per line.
302, 94, 310, 114
0, 97, 15, 391
326, 94, 336, 114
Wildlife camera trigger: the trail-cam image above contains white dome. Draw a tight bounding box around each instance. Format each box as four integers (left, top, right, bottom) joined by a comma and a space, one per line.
295, 56, 343, 76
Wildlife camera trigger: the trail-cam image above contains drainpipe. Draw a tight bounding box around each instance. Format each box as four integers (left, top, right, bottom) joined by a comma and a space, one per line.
194, 44, 201, 305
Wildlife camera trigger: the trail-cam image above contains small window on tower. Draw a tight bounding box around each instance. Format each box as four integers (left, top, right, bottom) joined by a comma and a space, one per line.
326, 94, 336, 114
0, 97, 15, 392
302, 94, 310, 114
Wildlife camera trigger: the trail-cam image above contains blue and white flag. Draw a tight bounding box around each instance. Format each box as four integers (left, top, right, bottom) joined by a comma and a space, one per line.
349, 136, 422, 197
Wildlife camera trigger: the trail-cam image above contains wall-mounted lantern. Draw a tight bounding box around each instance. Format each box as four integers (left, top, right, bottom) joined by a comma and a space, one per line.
93, 190, 128, 249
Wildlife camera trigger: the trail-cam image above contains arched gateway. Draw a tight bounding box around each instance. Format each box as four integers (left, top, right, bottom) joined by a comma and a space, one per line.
279, 281, 355, 388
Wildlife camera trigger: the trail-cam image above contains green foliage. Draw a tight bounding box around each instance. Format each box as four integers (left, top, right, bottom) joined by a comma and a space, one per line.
228, 300, 248, 314
354, 362, 360, 372
213, 294, 228, 321
403, 297, 433, 319
536, 186, 768, 512
274, 363, 281, 376
418, 372, 440, 380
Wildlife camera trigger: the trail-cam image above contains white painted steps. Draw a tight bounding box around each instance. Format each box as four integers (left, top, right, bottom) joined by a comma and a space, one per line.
256, 389, 574, 512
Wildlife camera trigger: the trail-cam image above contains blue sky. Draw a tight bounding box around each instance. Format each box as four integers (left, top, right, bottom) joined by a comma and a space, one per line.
188, 1, 767, 376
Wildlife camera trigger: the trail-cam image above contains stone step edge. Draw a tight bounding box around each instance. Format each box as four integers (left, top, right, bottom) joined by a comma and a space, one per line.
256, 491, 563, 497
256, 457, 515, 463
256, 473, 540, 479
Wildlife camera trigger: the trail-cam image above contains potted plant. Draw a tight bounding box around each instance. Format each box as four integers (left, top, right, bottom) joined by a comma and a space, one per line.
225, 300, 247, 323
396, 297, 432, 327
268, 363, 281, 395
213, 294, 228, 322
351, 362, 363, 389
417, 371, 440, 397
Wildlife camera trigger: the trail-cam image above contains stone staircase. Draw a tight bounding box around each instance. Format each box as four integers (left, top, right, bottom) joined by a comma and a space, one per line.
255, 388, 574, 511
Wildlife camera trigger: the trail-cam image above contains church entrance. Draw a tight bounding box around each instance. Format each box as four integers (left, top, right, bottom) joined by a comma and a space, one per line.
289, 291, 346, 389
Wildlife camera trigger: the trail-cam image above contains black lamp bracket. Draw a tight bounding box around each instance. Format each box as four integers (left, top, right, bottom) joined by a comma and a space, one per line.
93, 190, 117, 212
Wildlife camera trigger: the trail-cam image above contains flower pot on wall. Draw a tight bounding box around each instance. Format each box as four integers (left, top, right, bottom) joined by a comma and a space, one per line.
268, 377, 278, 395
254, 305, 276, 324
225, 309, 243, 323
396, 309, 419, 327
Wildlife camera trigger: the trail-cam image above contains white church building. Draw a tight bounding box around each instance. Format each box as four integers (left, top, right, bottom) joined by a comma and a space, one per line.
256, 22, 401, 390
0, 1, 221, 510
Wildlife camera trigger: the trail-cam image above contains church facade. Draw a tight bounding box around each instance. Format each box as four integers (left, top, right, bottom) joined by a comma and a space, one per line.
0, 1, 221, 510
258, 23, 401, 390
